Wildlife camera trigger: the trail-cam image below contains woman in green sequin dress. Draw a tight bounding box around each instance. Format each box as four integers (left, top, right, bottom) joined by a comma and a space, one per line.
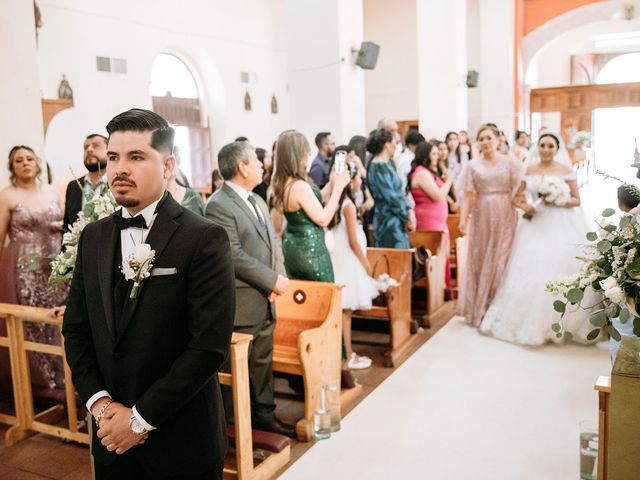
167, 169, 205, 215
366, 129, 416, 248
270, 130, 350, 282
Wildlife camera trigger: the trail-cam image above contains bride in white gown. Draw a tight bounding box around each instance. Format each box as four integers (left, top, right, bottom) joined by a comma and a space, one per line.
480, 133, 595, 345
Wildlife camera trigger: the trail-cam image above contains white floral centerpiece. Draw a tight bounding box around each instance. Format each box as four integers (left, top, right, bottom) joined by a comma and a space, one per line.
546, 207, 640, 341
523, 176, 571, 220
49, 189, 117, 285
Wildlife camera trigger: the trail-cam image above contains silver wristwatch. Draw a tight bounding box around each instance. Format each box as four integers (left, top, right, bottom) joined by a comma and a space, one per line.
129, 414, 148, 436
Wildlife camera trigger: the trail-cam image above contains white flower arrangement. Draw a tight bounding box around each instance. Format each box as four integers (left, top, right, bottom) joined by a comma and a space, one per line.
538, 176, 571, 207
122, 243, 155, 299
376, 273, 399, 293
49, 188, 117, 286
523, 176, 571, 220
546, 207, 640, 342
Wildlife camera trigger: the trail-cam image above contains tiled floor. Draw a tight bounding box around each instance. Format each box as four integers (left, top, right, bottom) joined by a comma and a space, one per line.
0, 308, 451, 480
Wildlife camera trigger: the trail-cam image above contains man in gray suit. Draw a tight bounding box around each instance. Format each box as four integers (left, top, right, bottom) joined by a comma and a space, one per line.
205, 142, 294, 437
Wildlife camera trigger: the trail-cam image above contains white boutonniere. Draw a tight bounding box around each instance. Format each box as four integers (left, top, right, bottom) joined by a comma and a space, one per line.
122, 243, 155, 299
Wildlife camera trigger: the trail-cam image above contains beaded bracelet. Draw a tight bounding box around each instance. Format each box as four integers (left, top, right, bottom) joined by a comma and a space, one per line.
94, 398, 114, 428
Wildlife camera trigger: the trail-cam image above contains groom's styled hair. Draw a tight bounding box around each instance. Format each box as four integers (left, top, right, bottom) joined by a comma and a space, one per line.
106, 108, 175, 154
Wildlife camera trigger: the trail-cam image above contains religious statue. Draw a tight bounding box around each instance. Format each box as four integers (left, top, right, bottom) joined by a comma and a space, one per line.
58, 74, 73, 101
34, 1, 43, 45
271, 94, 278, 114
244, 90, 252, 111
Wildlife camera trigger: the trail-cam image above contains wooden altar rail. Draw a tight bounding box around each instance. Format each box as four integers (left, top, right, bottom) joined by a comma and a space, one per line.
595, 375, 610, 480
0, 303, 88, 446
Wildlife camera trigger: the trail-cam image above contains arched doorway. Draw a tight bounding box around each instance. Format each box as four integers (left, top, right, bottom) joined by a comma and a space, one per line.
593, 52, 640, 182
149, 53, 212, 188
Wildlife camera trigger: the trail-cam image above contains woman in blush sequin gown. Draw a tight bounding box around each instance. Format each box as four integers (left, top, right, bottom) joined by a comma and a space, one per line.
269, 130, 350, 282
0, 146, 68, 399
457, 126, 521, 327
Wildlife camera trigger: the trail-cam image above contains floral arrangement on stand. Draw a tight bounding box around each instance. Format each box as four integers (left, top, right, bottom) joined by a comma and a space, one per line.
49, 190, 117, 285
523, 176, 571, 220
546, 207, 640, 341
568, 131, 591, 150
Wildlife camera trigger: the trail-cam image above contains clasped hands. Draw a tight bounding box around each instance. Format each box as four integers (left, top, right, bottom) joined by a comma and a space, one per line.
94, 399, 147, 455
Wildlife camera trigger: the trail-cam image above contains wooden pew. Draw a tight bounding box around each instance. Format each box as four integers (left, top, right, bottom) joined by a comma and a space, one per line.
0, 303, 88, 446
447, 214, 462, 296
595, 375, 610, 480
353, 248, 422, 368
272, 280, 352, 442
222, 333, 291, 480
408, 231, 455, 327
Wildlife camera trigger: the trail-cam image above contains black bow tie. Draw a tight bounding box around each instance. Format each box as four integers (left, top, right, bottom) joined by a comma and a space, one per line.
114, 214, 148, 230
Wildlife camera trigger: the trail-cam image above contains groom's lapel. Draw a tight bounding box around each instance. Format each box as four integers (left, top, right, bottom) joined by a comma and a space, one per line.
97, 217, 119, 340
114, 195, 181, 345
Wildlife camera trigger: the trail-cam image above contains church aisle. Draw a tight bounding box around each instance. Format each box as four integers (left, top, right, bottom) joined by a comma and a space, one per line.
279, 317, 610, 479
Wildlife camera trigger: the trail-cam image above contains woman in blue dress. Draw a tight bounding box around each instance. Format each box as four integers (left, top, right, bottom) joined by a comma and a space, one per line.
366, 129, 416, 248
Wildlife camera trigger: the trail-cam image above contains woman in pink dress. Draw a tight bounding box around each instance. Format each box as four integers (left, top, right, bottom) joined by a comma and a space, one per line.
458, 125, 521, 327
0, 146, 67, 400
408, 141, 453, 288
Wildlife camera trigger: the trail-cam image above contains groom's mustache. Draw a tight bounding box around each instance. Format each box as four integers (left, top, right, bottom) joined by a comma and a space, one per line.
111, 175, 136, 187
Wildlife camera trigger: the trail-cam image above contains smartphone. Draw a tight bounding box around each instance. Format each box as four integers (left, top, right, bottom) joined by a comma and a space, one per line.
335, 151, 347, 174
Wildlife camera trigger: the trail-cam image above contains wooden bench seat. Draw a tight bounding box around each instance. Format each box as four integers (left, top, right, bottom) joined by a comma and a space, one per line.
353, 248, 423, 368
273, 280, 359, 442
409, 231, 456, 327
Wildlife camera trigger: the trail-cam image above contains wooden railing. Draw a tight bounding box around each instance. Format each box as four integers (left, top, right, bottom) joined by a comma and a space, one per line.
0, 303, 88, 446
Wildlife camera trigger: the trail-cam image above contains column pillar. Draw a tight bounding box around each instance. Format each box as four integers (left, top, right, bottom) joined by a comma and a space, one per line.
477, 0, 515, 139
417, 0, 468, 139
0, 0, 44, 186
285, 0, 365, 146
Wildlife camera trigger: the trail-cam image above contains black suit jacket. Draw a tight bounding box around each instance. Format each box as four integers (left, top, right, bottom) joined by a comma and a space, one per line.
63, 176, 84, 231
62, 194, 235, 475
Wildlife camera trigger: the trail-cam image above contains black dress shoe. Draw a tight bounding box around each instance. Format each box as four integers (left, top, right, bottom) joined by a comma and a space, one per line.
253, 418, 297, 438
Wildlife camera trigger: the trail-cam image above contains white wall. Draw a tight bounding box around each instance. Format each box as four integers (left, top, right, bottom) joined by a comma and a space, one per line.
35, 0, 290, 189
417, 0, 468, 139
466, 0, 482, 136
285, 0, 365, 147
363, 0, 418, 132
0, 0, 44, 188
527, 17, 640, 89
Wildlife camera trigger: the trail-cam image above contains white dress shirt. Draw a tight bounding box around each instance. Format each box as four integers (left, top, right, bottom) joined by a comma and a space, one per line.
86, 194, 163, 432
226, 180, 265, 223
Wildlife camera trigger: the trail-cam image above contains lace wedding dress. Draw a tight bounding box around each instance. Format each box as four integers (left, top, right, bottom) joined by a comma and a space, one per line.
480, 172, 596, 346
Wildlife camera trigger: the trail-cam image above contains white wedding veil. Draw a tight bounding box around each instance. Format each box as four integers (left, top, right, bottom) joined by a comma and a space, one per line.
523, 131, 571, 171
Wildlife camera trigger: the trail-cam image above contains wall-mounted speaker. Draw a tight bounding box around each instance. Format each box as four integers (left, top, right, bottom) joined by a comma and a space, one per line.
466, 70, 479, 88
355, 41, 380, 70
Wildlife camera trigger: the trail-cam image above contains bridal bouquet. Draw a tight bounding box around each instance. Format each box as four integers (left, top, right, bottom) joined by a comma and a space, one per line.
546, 207, 640, 341
49, 191, 117, 285
523, 176, 571, 220
538, 176, 571, 207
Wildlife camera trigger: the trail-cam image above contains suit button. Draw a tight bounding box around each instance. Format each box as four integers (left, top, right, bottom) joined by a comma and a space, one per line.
114, 351, 122, 360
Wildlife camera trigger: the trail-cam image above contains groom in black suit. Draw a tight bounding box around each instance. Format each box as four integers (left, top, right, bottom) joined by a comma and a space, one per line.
62, 109, 235, 480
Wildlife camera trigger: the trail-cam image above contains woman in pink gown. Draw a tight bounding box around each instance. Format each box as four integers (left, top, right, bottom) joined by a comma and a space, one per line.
0, 146, 67, 400
409, 141, 453, 288
458, 126, 521, 327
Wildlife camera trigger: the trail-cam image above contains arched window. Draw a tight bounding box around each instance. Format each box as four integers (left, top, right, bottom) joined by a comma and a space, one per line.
597, 53, 640, 84
149, 53, 211, 189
